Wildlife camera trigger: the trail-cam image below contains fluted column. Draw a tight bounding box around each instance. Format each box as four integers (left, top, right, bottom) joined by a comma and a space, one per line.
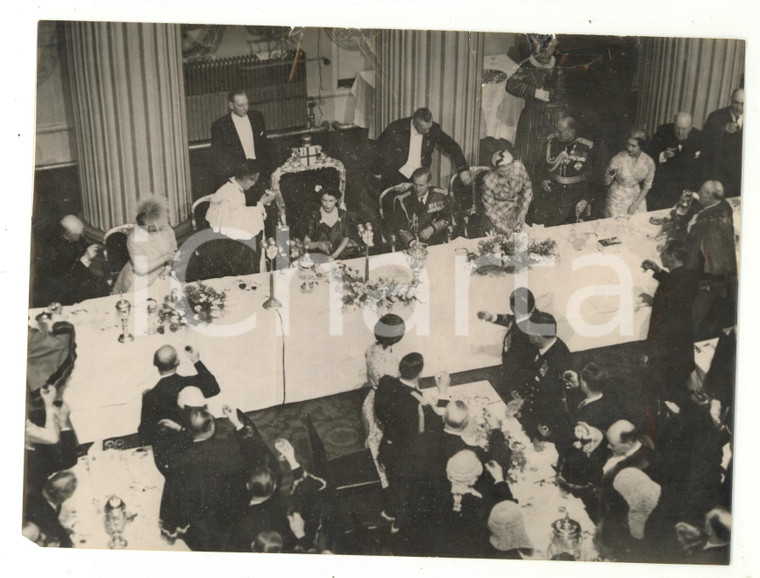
373, 29, 484, 185
636, 37, 745, 136
66, 22, 192, 233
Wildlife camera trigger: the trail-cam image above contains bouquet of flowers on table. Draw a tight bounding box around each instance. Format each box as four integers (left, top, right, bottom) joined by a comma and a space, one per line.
467, 234, 559, 271
331, 262, 419, 312
157, 283, 227, 332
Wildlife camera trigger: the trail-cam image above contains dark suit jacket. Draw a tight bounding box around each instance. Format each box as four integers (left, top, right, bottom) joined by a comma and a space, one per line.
23, 491, 73, 548
137, 361, 220, 447
520, 338, 572, 438
492, 313, 538, 395
37, 233, 108, 306
647, 124, 705, 210
702, 106, 742, 196
374, 375, 425, 450
684, 200, 737, 279
210, 111, 269, 185
375, 117, 469, 185
572, 395, 627, 432
648, 266, 700, 366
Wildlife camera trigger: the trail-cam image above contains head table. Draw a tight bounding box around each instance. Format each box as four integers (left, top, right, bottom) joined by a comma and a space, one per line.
29, 200, 741, 446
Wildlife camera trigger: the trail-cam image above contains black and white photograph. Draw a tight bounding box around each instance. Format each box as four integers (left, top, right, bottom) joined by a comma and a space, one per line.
10, 1, 759, 575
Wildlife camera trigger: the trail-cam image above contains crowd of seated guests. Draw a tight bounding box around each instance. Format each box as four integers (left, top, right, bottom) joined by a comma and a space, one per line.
354, 291, 734, 562
22, 296, 735, 562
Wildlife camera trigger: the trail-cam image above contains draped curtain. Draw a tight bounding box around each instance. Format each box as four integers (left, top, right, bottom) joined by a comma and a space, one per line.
636, 37, 745, 137
66, 22, 192, 233
373, 29, 484, 185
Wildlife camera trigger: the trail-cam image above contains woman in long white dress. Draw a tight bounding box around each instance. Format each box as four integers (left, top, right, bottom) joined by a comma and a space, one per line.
362, 314, 406, 489
112, 197, 177, 295
603, 129, 656, 218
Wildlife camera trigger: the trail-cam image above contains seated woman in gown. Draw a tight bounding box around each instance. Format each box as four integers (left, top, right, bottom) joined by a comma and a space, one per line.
299, 188, 360, 260
603, 129, 656, 218
112, 197, 177, 294
480, 150, 534, 236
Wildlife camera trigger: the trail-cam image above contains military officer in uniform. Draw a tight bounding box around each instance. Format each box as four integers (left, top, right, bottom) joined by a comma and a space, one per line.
528, 116, 596, 227
514, 311, 572, 440
392, 167, 453, 248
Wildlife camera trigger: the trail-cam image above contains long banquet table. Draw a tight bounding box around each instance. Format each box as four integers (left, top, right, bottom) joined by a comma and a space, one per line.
61, 379, 597, 557
32, 200, 741, 445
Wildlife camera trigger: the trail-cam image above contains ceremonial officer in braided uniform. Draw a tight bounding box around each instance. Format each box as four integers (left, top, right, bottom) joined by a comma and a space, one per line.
392, 167, 453, 248
528, 116, 597, 227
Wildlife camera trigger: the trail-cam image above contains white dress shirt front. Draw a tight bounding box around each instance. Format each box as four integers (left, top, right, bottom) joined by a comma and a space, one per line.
231, 113, 256, 160
399, 119, 424, 179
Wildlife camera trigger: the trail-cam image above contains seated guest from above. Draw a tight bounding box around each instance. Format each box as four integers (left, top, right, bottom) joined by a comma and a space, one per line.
36, 214, 109, 306
646, 111, 704, 211
480, 149, 534, 235
362, 314, 407, 490
597, 420, 670, 562
702, 88, 744, 197
392, 167, 453, 248
23, 470, 78, 549
374, 107, 472, 190
431, 451, 515, 558
528, 116, 597, 227
138, 345, 220, 455
112, 197, 177, 295
603, 129, 656, 217
252, 531, 284, 553
486, 500, 534, 559
300, 188, 359, 260
562, 363, 627, 432
205, 159, 277, 275
478, 287, 539, 399
224, 464, 289, 553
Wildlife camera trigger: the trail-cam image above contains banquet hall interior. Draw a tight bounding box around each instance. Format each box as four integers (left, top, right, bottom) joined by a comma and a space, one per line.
25, 22, 742, 563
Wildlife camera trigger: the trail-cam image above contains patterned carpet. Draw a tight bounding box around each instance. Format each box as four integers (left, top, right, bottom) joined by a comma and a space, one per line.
243, 338, 649, 468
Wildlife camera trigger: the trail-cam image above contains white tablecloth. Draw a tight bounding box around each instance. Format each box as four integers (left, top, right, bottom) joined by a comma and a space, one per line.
32, 201, 741, 444
61, 380, 596, 556
424, 380, 598, 559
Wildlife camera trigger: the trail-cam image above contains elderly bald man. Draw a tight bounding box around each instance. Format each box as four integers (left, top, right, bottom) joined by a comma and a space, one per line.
137, 344, 220, 470
647, 111, 705, 210
35, 215, 109, 306
598, 419, 669, 561
703, 88, 744, 196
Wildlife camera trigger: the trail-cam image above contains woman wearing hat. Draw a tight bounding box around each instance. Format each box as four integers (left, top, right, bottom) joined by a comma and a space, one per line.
481, 150, 534, 236
486, 500, 535, 558
362, 314, 407, 489
429, 450, 515, 557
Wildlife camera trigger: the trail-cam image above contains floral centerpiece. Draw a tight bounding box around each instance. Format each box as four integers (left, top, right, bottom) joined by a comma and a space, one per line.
156, 283, 227, 332
467, 234, 559, 271
332, 262, 419, 312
